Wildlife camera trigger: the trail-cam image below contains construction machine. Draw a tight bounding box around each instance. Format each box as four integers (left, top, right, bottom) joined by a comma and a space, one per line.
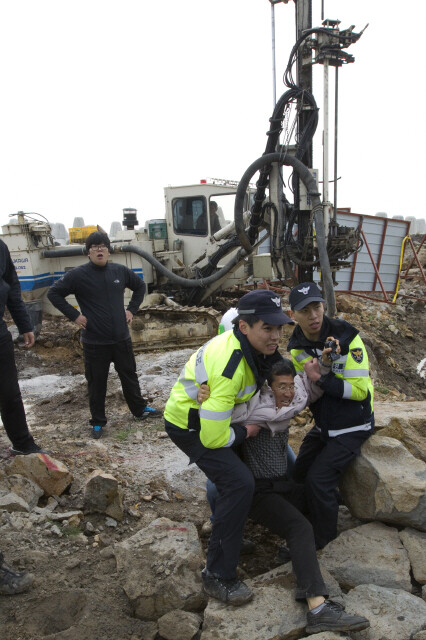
1, 1, 367, 350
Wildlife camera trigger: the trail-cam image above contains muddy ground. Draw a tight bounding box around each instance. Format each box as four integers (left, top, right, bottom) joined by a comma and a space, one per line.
0, 282, 425, 640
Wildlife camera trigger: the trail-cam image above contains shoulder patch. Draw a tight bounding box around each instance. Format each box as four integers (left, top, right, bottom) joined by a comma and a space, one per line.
222, 350, 243, 379
350, 348, 363, 364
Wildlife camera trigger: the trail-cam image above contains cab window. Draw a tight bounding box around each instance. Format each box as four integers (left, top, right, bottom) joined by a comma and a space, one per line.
172, 197, 207, 236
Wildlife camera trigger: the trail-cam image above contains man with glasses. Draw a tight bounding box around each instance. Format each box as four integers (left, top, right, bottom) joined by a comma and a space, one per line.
48, 231, 161, 439
197, 358, 370, 634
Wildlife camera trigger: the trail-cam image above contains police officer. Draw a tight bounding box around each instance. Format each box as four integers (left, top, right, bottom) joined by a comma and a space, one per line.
164, 289, 293, 605
287, 282, 374, 550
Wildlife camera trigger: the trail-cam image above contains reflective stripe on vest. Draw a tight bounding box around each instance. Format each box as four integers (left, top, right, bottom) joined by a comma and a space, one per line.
328, 422, 372, 437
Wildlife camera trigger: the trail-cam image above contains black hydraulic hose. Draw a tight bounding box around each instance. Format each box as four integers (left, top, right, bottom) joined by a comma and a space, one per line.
42, 244, 245, 289
118, 245, 246, 288
234, 152, 335, 315
41, 246, 87, 258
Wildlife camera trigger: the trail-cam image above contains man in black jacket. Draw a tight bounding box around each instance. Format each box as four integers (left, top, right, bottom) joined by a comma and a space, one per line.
0, 239, 44, 455
47, 232, 161, 439
287, 282, 374, 549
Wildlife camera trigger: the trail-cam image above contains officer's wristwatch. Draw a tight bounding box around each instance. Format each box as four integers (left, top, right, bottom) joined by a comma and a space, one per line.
315, 374, 329, 388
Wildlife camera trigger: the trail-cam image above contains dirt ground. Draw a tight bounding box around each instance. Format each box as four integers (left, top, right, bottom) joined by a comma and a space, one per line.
0, 283, 425, 640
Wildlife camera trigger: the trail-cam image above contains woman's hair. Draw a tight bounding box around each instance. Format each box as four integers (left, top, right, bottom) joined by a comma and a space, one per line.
267, 358, 296, 385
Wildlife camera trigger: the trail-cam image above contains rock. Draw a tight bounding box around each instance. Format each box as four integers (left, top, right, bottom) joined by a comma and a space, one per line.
6, 454, 73, 496
83, 470, 123, 521
0, 492, 30, 512
201, 520, 212, 536
114, 517, 206, 620
105, 517, 118, 527
298, 634, 350, 640
374, 401, 426, 462
99, 546, 114, 559
336, 295, 360, 315
49, 511, 83, 522
0, 474, 44, 510
340, 435, 426, 531
344, 584, 426, 640
320, 522, 412, 592
399, 528, 426, 584
413, 631, 426, 640
251, 562, 344, 606
202, 581, 306, 640
157, 610, 201, 640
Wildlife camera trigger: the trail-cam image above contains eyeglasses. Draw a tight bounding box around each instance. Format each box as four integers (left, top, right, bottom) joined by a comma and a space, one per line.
274, 383, 295, 392
90, 244, 108, 251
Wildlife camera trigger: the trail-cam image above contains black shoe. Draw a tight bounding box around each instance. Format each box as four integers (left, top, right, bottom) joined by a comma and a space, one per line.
92, 425, 103, 439
0, 560, 34, 595
305, 600, 370, 634
201, 570, 253, 606
275, 544, 291, 564
10, 442, 46, 456
134, 406, 162, 420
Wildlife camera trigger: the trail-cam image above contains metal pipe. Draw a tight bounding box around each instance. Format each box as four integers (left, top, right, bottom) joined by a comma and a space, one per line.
333, 65, 339, 221
322, 58, 330, 237
271, 2, 277, 107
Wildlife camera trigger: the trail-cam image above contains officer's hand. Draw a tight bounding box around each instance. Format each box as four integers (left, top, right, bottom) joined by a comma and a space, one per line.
322, 335, 340, 365
23, 332, 35, 348
245, 423, 261, 438
304, 357, 321, 381
126, 310, 134, 324
197, 384, 210, 404
74, 314, 87, 329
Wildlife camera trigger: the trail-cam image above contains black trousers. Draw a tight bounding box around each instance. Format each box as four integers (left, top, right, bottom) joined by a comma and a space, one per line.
165, 421, 255, 581
293, 424, 373, 549
249, 479, 328, 600
0, 333, 35, 449
83, 339, 146, 426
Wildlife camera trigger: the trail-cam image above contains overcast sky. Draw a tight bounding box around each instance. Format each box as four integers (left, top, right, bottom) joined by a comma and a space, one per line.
0, 0, 424, 234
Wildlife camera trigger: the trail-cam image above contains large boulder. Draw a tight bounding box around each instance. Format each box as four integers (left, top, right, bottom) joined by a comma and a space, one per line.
345, 584, 426, 640
340, 435, 426, 530
399, 528, 426, 584
320, 522, 412, 592
114, 517, 206, 620
201, 582, 306, 640
6, 454, 73, 497
83, 470, 123, 521
252, 561, 344, 605
157, 610, 202, 640
0, 474, 44, 511
374, 401, 426, 462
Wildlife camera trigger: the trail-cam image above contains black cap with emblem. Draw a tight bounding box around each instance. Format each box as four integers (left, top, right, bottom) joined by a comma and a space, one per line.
237, 290, 294, 326
289, 282, 325, 311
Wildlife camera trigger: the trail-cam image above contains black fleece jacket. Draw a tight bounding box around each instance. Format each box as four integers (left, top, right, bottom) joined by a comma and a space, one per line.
47, 261, 145, 344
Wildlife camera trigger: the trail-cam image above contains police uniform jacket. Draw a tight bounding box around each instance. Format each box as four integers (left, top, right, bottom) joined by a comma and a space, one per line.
164, 327, 282, 449
287, 316, 374, 438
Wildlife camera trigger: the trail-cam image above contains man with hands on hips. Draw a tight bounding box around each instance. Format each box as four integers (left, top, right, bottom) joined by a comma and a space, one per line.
48, 231, 161, 439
